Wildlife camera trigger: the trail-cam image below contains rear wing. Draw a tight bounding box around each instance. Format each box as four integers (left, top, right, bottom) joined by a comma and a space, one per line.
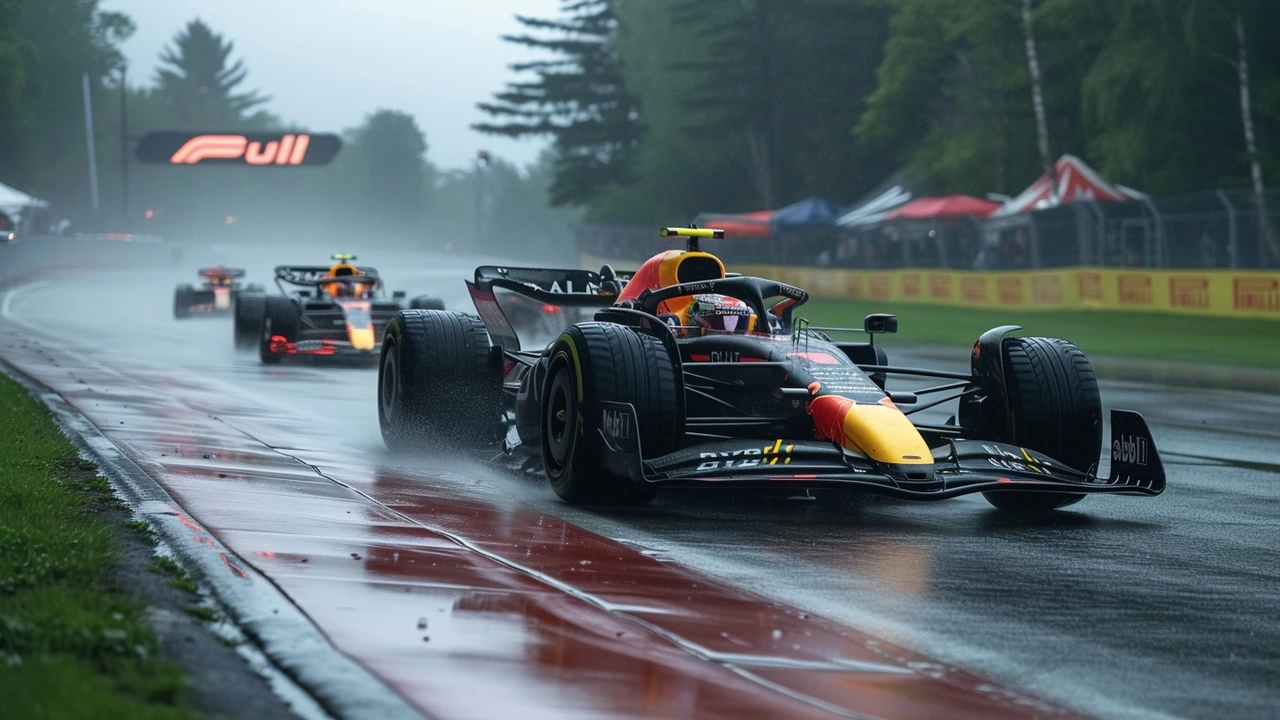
198, 266, 245, 279
466, 264, 635, 351
471, 265, 634, 297
274, 265, 381, 286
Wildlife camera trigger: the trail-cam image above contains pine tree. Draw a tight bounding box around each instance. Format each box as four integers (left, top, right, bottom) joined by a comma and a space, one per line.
154, 19, 269, 126
474, 0, 641, 207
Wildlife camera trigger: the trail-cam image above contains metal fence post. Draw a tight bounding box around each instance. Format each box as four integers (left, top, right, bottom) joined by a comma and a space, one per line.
1138, 196, 1166, 267
1215, 189, 1239, 268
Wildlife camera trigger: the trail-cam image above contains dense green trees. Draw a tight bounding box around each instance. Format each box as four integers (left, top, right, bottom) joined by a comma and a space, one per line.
474, 0, 642, 208
0, 0, 133, 206
484, 0, 1280, 225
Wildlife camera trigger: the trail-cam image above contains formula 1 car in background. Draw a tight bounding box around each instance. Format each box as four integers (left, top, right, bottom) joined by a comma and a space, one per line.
234, 254, 444, 364
173, 267, 263, 318
377, 227, 1165, 513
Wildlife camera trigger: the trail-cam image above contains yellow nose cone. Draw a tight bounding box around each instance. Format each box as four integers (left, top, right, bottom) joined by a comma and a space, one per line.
348, 325, 376, 351
810, 395, 933, 465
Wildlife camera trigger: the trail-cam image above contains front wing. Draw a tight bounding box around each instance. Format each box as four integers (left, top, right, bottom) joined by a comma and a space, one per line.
597, 403, 1165, 501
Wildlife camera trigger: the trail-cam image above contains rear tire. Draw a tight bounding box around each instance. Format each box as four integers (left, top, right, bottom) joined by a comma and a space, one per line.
259, 296, 300, 365
173, 284, 193, 319
982, 336, 1102, 512
541, 323, 682, 505
234, 292, 265, 350
378, 310, 500, 452
409, 296, 446, 311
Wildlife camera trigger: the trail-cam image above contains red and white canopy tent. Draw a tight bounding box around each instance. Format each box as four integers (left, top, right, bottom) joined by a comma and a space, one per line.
883, 194, 1001, 221
994, 154, 1143, 216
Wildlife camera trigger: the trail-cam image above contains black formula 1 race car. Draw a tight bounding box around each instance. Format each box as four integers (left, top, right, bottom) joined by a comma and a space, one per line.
234, 254, 444, 364
173, 267, 263, 318
377, 228, 1165, 511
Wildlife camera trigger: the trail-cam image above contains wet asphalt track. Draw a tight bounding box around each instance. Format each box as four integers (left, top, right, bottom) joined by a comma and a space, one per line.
1, 239, 1278, 719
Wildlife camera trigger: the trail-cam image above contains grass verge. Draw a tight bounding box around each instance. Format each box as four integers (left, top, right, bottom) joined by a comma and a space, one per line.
801, 298, 1280, 370
0, 371, 198, 719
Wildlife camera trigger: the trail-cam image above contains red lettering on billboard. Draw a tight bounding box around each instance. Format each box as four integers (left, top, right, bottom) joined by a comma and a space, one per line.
1117, 274, 1153, 306
961, 276, 988, 303
902, 273, 921, 299
1169, 276, 1210, 309
1233, 277, 1280, 312
929, 274, 952, 300
845, 275, 864, 299
1031, 275, 1063, 305
870, 276, 892, 300
1078, 272, 1102, 303
997, 276, 1024, 305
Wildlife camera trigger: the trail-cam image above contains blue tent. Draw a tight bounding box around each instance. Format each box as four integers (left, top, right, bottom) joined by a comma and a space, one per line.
770, 197, 843, 230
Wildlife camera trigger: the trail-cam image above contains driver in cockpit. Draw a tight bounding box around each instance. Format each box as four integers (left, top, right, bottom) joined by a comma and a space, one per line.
324, 259, 370, 298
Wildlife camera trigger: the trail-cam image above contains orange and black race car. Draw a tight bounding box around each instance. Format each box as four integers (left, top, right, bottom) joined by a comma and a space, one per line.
377, 227, 1165, 512
233, 254, 443, 364
173, 267, 263, 318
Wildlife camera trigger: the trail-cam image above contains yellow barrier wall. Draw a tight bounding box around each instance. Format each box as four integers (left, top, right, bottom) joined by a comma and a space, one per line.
579, 253, 1280, 320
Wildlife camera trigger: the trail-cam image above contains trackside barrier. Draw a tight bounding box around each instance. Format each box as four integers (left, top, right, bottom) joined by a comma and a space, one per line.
579, 253, 1280, 320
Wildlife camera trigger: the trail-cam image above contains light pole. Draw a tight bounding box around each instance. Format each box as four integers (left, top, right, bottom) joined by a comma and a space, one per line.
474, 150, 490, 250
119, 63, 130, 222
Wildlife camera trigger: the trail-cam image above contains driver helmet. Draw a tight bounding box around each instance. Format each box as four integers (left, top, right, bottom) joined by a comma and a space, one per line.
687, 294, 755, 335
325, 262, 368, 298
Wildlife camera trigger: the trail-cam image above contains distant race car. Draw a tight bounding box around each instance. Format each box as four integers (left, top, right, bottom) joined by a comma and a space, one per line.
173, 267, 263, 318
376, 227, 1165, 512
234, 253, 443, 364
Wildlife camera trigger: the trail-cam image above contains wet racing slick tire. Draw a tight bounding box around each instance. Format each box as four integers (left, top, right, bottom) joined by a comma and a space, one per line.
541, 323, 683, 506
378, 310, 500, 452
983, 336, 1102, 512
173, 284, 194, 319
234, 292, 266, 350
409, 296, 446, 311
259, 296, 300, 365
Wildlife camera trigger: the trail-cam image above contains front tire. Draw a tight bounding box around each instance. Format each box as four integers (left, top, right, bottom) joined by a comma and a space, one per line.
982, 336, 1102, 512
378, 310, 500, 452
259, 296, 300, 365
541, 323, 682, 505
173, 284, 193, 319
234, 292, 265, 350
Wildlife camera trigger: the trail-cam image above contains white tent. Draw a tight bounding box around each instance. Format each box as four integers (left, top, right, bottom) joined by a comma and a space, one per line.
0, 181, 48, 222
836, 185, 913, 227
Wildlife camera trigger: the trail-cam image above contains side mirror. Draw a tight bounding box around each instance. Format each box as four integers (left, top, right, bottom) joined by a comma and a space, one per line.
864, 313, 898, 335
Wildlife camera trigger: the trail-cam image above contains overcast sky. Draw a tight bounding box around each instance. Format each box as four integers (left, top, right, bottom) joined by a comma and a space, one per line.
101, 0, 558, 169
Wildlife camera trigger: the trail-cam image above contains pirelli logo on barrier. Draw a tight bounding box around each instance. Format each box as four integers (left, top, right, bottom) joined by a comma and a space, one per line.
1118, 274, 1154, 306
902, 273, 922, 299
1233, 277, 1280, 312
929, 274, 952, 300
1078, 272, 1103, 303
997, 276, 1023, 305
135, 131, 342, 166
1170, 276, 1210, 309
961, 276, 988, 304
1031, 274, 1063, 305
870, 275, 892, 300
845, 275, 864, 298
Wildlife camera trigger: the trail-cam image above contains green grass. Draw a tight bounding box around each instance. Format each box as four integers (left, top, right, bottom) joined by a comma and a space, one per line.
123, 520, 158, 546
183, 606, 215, 623
0, 372, 198, 719
800, 299, 1280, 370
148, 557, 198, 595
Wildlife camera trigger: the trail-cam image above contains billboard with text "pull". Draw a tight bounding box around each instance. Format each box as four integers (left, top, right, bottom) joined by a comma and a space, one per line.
135, 132, 342, 167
